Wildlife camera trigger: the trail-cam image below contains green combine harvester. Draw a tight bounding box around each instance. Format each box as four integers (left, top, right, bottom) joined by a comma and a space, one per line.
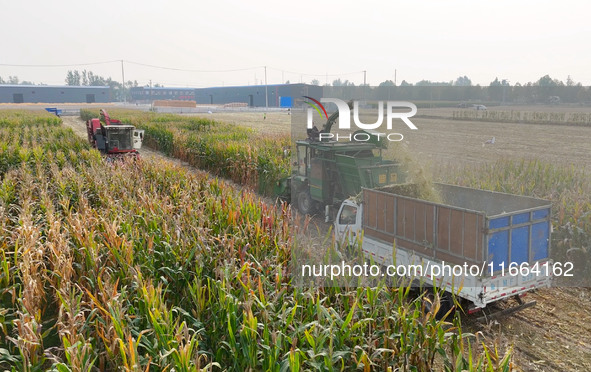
275, 101, 406, 220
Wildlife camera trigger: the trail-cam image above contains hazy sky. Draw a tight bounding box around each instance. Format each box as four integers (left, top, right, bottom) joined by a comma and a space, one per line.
1, 0, 590, 87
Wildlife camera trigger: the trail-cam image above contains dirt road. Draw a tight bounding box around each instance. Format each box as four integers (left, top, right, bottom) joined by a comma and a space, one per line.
468, 287, 591, 371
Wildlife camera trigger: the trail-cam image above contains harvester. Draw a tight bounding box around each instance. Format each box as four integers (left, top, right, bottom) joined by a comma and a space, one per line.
276, 101, 406, 220
86, 109, 144, 158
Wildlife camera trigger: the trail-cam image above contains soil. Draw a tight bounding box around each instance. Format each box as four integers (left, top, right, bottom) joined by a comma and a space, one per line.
462, 287, 591, 371
401, 116, 591, 174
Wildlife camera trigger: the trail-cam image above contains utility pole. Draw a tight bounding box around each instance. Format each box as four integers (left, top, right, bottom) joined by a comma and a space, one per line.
149, 79, 152, 109
363, 70, 367, 85
121, 60, 125, 103
394, 69, 397, 85
264, 66, 268, 110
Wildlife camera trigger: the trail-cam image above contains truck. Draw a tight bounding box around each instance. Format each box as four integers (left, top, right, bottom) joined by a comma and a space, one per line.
334, 183, 553, 318
276, 100, 406, 219
86, 109, 144, 158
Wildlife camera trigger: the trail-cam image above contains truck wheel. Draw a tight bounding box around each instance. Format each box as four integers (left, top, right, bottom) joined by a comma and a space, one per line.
297, 191, 315, 215
423, 290, 454, 320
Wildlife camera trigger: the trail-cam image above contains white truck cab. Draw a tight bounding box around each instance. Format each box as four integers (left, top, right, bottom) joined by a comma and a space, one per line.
133, 129, 144, 150
334, 199, 362, 244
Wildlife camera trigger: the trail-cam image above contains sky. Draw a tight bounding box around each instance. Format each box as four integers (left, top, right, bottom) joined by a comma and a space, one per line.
1, 0, 590, 88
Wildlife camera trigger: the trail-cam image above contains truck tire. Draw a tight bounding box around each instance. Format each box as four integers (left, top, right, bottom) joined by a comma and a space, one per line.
297, 191, 315, 215
423, 290, 454, 320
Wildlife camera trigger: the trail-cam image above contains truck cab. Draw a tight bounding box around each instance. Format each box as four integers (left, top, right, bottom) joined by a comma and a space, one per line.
334, 199, 362, 244
133, 129, 144, 150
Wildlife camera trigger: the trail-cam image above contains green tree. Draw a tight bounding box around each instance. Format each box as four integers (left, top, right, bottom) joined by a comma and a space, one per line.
65, 70, 81, 85
453, 76, 472, 86
332, 78, 343, 86
82, 70, 89, 85
87, 71, 106, 86
415, 80, 451, 86
536, 74, 562, 87
535, 75, 564, 102
488, 77, 503, 101
378, 80, 395, 87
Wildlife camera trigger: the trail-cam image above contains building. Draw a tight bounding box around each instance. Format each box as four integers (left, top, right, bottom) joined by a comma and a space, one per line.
129, 86, 195, 103
129, 83, 322, 108
0, 85, 111, 103
193, 83, 321, 107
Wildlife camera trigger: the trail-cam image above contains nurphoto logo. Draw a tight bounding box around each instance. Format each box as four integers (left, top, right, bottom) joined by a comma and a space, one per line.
303, 96, 418, 142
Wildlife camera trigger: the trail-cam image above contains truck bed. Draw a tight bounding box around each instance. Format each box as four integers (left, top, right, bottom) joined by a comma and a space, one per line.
362, 183, 552, 273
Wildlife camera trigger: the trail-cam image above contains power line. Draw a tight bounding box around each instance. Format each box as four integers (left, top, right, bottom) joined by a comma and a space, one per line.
124, 60, 263, 73
0, 60, 120, 67
267, 66, 364, 77
0, 59, 263, 73
0, 59, 363, 76
0, 60, 365, 78
0, 59, 368, 85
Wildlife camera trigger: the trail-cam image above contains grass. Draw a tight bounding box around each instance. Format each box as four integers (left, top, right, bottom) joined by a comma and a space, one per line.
0, 110, 515, 370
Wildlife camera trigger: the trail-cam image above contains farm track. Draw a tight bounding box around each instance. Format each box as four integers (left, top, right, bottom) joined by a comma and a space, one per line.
463, 287, 591, 371
62, 116, 590, 371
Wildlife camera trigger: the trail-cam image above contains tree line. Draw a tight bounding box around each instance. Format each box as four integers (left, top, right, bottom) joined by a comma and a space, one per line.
322, 75, 591, 104
64, 70, 140, 101
0, 76, 34, 85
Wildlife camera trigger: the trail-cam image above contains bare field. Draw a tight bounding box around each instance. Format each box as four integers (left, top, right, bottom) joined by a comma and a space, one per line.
418, 105, 591, 118
401, 117, 591, 173
192, 109, 591, 173
469, 287, 591, 371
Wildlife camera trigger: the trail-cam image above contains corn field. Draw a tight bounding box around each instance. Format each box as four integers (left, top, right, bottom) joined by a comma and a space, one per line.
80, 109, 290, 196
0, 110, 517, 371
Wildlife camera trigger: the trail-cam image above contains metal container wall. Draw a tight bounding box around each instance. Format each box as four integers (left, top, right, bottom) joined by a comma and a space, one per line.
362, 183, 551, 273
